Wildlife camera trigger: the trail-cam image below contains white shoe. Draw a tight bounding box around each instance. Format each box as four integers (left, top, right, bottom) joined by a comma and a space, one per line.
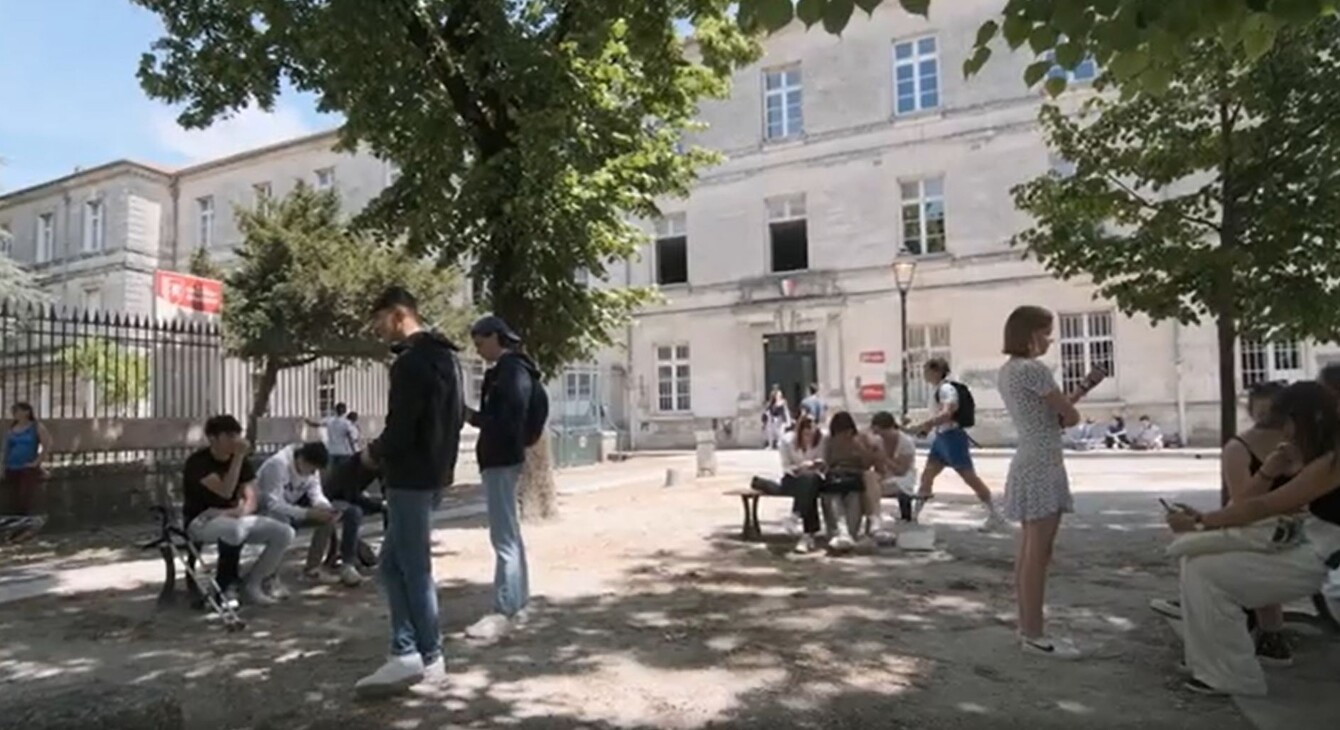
1149, 598, 1182, 620
339, 564, 365, 587
421, 656, 446, 686
1020, 636, 1081, 660
980, 511, 1008, 533
355, 654, 426, 698
794, 534, 817, 554
782, 512, 802, 537
829, 534, 855, 553
265, 577, 293, 599
242, 582, 277, 607
465, 613, 515, 641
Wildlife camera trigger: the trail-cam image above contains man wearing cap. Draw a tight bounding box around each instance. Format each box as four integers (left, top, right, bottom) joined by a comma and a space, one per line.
355, 287, 465, 697
465, 314, 549, 641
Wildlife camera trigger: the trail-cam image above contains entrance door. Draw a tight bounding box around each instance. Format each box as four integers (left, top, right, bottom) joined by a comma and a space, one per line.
763, 332, 817, 416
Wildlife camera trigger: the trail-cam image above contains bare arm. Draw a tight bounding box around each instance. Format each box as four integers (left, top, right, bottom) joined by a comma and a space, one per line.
236, 482, 259, 516
32, 424, 52, 466
199, 450, 247, 499
890, 438, 914, 475
1200, 454, 1340, 529
1044, 389, 1081, 428
1222, 441, 1274, 503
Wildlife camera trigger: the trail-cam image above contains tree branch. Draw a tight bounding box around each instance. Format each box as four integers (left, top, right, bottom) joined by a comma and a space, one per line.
1100, 171, 1223, 233
396, 0, 501, 153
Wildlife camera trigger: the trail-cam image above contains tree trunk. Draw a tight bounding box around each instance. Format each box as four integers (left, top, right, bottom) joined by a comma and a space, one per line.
518, 429, 557, 522
247, 358, 282, 443
1215, 314, 1238, 505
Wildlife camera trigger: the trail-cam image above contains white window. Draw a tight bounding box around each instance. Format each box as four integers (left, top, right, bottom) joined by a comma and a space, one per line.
37, 213, 54, 263
766, 194, 808, 272
655, 344, 691, 413
315, 167, 336, 190
906, 323, 951, 409
654, 213, 688, 286
197, 196, 215, 248
893, 36, 940, 115
253, 181, 272, 201
1058, 311, 1116, 393
565, 371, 595, 401
82, 287, 103, 313
900, 177, 946, 255
317, 368, 337, 415
1240, 339, 1303, 388
763, 67, 803, 140
83, 199, 105, 252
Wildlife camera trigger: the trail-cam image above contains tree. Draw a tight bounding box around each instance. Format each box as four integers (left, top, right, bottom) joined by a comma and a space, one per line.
1010, 19, 1340, 453
0, 245, 49, 308
739, 0, 1336, 96
60, 339, 150, 414
223, 183, 468, 439
187, 246, 224, 280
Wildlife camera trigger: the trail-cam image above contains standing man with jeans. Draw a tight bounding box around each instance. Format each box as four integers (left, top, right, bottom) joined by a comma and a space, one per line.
355, 287, 465, 697
465, 315, 548, 641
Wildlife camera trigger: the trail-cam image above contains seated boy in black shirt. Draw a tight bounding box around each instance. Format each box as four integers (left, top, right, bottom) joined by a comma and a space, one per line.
182, 415, 295, 606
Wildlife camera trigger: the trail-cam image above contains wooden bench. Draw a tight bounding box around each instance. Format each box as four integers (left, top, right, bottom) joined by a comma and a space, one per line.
723, 488, 789, 541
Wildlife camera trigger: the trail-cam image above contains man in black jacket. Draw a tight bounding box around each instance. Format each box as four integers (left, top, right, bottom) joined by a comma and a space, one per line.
464, 314, 548, 641
355, 287, 464, 698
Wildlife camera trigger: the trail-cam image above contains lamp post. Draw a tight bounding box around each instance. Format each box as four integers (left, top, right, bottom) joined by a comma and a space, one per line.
892, 258, 918, 422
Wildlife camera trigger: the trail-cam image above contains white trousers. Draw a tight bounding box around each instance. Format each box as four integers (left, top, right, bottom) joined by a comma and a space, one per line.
1181, 518, 1340, 696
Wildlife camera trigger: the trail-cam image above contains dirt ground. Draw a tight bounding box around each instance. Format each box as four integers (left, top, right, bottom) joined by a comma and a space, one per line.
0, 467, 1264, 729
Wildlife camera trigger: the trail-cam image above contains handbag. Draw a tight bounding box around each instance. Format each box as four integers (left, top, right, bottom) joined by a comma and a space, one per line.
1165, 516, 1303, 559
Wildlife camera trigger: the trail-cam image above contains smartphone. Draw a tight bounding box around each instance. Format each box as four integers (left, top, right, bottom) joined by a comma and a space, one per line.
1079, 365, 1108, 392
1158, 498, 1176, 513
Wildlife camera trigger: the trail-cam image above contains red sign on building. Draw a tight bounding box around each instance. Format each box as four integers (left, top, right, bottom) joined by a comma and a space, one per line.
859, 351, 885, 364
154, 270, 223, 315
859, 384, 887, 402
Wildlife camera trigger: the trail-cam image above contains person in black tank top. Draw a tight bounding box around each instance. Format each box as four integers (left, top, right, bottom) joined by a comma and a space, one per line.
1163, 382, 1340, 697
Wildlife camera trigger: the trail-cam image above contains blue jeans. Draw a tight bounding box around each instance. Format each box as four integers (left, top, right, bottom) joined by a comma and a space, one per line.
482, 465, 529, 617
379, 488, 440, 661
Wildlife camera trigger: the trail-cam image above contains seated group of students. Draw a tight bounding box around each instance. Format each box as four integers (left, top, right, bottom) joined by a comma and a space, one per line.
752, 410, 917, 554
181, 414, 384, 606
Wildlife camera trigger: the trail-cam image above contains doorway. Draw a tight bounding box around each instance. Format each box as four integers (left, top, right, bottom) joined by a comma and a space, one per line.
763, 332, 817, 417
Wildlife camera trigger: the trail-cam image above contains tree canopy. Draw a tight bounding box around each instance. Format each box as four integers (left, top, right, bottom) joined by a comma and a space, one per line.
1011, 18, 1340, 443
739, 0, 1337, 95
223, 182, 467, 435
133, 0, 760, 375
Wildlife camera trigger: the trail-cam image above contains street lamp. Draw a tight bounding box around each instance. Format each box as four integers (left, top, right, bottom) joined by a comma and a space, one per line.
892, 257, 918, 422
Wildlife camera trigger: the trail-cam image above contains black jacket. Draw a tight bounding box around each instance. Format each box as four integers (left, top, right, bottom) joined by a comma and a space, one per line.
379, 331, 464, 490
471, 351, 541, 469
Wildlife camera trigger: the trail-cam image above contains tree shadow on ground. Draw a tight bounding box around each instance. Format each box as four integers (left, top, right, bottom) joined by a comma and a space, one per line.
0, 487, 1270, 729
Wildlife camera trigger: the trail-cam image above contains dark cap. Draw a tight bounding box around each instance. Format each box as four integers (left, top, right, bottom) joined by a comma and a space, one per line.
470, 315, 521, 345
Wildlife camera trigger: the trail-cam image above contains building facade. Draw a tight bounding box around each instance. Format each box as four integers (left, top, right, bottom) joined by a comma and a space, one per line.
618, 2, 1325, 449
1, 0, 1327, 449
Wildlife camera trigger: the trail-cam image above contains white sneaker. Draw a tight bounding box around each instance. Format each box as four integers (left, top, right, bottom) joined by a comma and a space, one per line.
782, 512, 802, 536
980, 511, 1008, 533
242, 582, 277, 607
421, 656, 446, 687
355, 653, 426, 698
1020, 636, 1081, 660
339, 564, 365, 587
872, 529, 896, 546
794, 534, 817, 554
465, 613, 514, 641
265, 577, 292, 600
829, 534, 855, 553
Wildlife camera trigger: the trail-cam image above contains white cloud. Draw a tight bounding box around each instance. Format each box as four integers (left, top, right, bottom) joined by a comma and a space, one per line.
152, 103, 316, 162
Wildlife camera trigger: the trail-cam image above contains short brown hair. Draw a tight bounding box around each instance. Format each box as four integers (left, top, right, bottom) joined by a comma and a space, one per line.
924, 357, 949, 377
1002, 305, 1054, 357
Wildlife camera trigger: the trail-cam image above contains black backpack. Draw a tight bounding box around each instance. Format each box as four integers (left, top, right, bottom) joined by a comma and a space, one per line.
524, 374, 550, 447
935, 381, 976, 428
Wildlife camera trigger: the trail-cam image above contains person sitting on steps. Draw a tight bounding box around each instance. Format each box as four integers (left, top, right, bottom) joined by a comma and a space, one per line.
182, 415, 294, 607
912, 358, 1006, 532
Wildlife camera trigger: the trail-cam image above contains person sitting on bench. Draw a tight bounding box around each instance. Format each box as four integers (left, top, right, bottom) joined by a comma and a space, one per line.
320, 441, 386, 569
866, 412, 918, 528
257, 441, 364, 589
183, 415, 294, 607
822, 411, 878, 553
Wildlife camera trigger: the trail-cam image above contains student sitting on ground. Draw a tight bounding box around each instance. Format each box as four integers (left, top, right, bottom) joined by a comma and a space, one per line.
183, 415, 294, 607
822, 411, 878, 553
1063, 418, 1102, 451
256, 441, 364, 589
1105, 414, 1130, 449
1165, 381, 1340, 697
866, 411, 918, 527
1131, 415, 1165, 451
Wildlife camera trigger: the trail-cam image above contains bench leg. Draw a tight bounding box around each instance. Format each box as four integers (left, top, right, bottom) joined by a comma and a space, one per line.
157, 543, 178, 607
741, 495, 762, 541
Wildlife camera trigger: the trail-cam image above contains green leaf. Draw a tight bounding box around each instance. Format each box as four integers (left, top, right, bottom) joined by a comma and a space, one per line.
1043, 76, 1068, 97
1003, 15, 1031, 49
897, 0, 929, 16
1054, 40, 1084, 68
1107, 48, 1150, 80
963, 45, 993, 78
823, 0, 856, 34
1240, 12, 1279, 60
757, 0, 795, 32
855, 0, 885, 14
975, 20, 1000, 48
797, 0, 825, 27
1052, 0, 1090, 36
1028, 25, 1060, 54
1024, 60, 1053, 87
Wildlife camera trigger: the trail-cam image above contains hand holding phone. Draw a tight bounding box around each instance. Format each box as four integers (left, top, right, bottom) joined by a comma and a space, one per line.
1077, 365, 1107, 394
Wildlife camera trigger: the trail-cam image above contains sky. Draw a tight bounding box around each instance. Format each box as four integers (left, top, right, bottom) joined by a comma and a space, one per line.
0, 0, 339, 192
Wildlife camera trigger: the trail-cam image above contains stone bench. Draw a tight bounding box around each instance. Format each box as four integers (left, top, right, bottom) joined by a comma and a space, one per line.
0, 680, 183, 730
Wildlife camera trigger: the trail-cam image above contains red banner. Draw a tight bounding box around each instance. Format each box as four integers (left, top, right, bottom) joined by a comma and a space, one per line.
859, 384, 886, 402
859, 351, 885, 364
155, 270, 223, 314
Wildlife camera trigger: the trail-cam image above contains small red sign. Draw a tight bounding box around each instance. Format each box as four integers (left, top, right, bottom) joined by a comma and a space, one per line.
859, 384, 886, 402
859, 351, 885, 364
155, 270, 223, 314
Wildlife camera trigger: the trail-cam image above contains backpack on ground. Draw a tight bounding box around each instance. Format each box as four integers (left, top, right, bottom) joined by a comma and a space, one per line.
935, 381, 976, 428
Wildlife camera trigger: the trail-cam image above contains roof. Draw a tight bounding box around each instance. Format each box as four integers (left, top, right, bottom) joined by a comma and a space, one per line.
0, 160, 174, 205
